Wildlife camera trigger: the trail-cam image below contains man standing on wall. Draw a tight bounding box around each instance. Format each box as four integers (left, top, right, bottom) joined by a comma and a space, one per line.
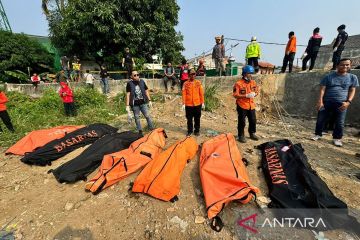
212, 35, 226, 76
122, 47, 135, 79
126, 71, 154, 134
312, 59, 358, 147
281, 31, 297, 73
301, 27, 323, 72
246, 37, 261, 74
331, 25, 348, 70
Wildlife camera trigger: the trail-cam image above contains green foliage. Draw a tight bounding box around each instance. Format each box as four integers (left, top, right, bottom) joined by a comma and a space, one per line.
47, 0, 184, 65
0, 30, 54, 83
4, 70, 29, 83
0, 89, 123, 148
204, 84, 220, 112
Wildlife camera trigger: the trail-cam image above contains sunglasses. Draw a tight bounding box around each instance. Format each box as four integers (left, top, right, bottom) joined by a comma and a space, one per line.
133, 74, 139, 76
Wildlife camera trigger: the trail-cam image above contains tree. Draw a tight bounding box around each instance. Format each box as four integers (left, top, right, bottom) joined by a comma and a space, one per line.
0, 31, 54, 83
46, 0, 184, 67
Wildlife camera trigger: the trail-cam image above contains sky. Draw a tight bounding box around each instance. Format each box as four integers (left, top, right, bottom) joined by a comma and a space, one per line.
2, 0, 360, 65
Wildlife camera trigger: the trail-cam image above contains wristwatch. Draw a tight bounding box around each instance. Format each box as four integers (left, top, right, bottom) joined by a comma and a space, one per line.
346, 99, 352, 104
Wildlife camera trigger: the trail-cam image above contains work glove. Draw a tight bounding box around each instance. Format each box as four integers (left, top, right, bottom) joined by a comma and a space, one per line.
148, 101, 153, 108
127, 112, 133, 123
245, 92, 256, 98
286, 51, 290, 55
181, 104, 185, 111
126, 105, 131, 114
201, 103, 205, 110
301, 52, 307, 60
333, 47, 338, 53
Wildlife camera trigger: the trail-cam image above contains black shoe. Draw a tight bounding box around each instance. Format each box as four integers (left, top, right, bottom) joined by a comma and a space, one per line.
250, 133, 259, 141
238, 135, 246, 143
187, 131, 193, 136
194, 131, 200, 136
139, 130, 143, 135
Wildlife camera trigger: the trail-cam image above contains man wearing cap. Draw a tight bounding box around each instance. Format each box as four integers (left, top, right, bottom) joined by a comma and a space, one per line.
245, 37, 261, 74
182, 69, 205, 136
332, 25, 348, 70
122, 47, 135, 79
212, 36, 226, 76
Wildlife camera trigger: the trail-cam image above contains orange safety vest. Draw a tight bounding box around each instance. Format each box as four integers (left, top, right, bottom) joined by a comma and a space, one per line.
0, 92, 8, 111
182, 79, 204, 106
85, 128, 167, 194
200, 133, 260, 230
233, 78, 258, 110
132, 136, 198, 201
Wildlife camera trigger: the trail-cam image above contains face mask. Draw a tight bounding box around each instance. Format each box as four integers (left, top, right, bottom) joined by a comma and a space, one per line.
243, 76, 250, 82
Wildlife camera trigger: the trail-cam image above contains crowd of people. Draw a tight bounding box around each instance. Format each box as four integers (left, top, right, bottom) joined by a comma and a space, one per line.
1, 25, 358, 152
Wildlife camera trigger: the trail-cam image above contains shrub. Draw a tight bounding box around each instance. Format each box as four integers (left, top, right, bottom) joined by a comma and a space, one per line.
204, 84, 220, 112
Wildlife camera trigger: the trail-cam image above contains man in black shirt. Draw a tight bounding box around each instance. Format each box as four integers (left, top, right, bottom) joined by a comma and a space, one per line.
122, 47, 135, 79
302, 27, 323, 71
125, 71, 154, 134
100, 66, 109, 94
332, 25, 348, 70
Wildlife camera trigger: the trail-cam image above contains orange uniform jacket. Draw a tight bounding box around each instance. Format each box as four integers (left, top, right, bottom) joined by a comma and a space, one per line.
0, 92, 8, 111
285, 36, 297, 53
233, 79, 258, 110
182, 79, 204, 106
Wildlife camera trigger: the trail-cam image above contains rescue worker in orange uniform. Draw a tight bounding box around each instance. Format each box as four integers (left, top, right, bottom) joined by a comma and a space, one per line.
233, 65, 259, 143
182, 69, 205, 136
0, 87, 15, 133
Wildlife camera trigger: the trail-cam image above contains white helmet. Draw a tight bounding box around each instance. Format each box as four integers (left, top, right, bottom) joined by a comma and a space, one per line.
251, 36, 257, 41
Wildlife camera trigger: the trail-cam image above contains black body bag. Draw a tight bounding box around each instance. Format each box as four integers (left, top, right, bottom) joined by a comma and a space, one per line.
21, 123, 118, 166
50, 131, 142, 183
258, 139, 360, 233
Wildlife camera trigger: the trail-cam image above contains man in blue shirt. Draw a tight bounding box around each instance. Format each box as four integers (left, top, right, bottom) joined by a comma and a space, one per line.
312, 58, 359, 146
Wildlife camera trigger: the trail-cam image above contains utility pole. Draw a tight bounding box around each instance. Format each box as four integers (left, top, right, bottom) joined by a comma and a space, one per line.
0, 0, 12, 32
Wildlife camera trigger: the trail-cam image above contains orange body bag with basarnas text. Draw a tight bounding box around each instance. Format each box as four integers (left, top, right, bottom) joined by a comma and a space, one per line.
132, 136, 198, 202
5, 125, 84, 156
85, 128, 167, 194
200, 133, 260, 232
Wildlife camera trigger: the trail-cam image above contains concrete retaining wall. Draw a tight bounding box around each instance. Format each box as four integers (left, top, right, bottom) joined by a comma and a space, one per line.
4, 71, 360, 125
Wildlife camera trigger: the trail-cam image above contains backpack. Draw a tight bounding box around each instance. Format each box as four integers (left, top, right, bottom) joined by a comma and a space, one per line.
132, 136, 198, 201
85, 128, 167, 194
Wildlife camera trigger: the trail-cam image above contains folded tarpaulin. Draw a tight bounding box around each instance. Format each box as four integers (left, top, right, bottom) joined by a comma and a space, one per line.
200, 133, 259, 232
132, 136, 198, 201
258, 139, 360, 233
50, 131, 143, 183
5, 125, 85, 156
85, 128, 167, 194
21, 123, 118, 166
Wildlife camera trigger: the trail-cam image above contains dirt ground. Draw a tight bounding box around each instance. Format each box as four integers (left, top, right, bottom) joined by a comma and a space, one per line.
1, 92, 359, 240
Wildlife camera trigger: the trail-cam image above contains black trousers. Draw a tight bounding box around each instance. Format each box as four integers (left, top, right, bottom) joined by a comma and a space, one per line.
0, 110, 14, 132
64, 102, 76, 116
302, 51, 319, 71
332, 47, 344, 70
125, 63, 133, 79
247, 57, 259, 73
281, 52, 295, 73
185, 105, 201, 133
237, 105, 256, 137
163, 76, 177, 91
